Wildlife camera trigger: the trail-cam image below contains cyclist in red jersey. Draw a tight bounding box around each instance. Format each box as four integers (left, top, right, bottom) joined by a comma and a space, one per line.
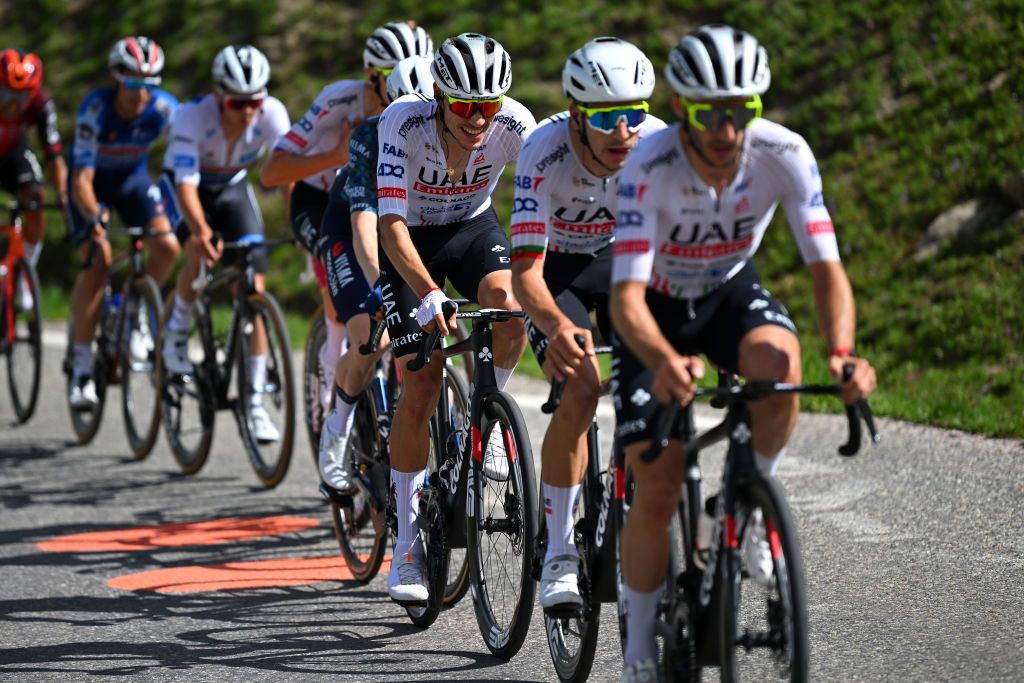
0, 48, 68, 307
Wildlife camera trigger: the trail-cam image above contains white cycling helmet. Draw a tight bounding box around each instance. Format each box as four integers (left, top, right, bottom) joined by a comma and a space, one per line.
563, 37, 655, 103
385, 56, 435, 101
431, 33, 511, 100
108, 36, 164, 82
363, 21, 434, 69
666, 24, 770, 100
212, 45, 271, 96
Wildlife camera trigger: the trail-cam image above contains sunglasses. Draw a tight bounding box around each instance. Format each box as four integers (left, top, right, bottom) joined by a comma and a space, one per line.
577, 101, 649, 134
0, 88, 30, 103
446, 95, 503, 119
375, 67, 394, 78
682, 94, 762, 132
114, 71, 160, 91
223, 96, 265, 110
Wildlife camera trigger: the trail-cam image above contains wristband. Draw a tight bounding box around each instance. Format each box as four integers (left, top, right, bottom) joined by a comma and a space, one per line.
421, 286, 441, 299
829, 347, 856, 358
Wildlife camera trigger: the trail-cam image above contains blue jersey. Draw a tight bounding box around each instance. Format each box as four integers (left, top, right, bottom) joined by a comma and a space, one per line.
339, 116, 380, 214
71, 86, 178, 181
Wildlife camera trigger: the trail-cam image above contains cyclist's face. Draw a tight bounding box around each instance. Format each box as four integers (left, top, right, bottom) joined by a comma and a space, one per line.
114, 73, 152, 117
218, 90, 262, 126
673, 95, 747, 167
441, 97, 493, 150
571, 102, 643, 172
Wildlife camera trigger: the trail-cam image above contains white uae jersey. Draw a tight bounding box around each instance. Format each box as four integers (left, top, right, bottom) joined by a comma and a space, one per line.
375, 94, 536, 226
163, 93, 290, 190
612, 118, 840, 299
510, 111, 665, 261
273, 79, 365, 192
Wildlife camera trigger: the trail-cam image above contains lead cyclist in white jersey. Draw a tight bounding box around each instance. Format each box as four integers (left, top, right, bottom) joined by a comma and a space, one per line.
609, 25, 876, 681
374, 33, 536, 605
509, 37, 664, 613
261, 21, 434, 415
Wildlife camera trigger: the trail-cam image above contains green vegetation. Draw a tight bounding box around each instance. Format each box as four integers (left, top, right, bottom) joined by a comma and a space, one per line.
3, 1, 1021, 437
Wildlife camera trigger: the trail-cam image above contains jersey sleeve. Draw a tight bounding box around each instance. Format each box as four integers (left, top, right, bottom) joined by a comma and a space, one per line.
263, 98, 292, 149
344, 120, 379, 214
776, 136, 841, 264
162, 106, 201, 186
154, 91, 179, 136
71, 91, 104, 170
510, 138, 551, 263
374, 104, 412, 220
32, 90, 62, 159
611, 154, 657, 285
274, 85, 340, 154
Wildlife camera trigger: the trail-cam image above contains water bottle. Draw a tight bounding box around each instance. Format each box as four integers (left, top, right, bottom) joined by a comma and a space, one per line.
102, 287, 122, 342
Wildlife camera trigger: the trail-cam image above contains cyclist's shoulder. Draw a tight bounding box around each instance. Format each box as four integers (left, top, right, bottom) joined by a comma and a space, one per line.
744, 119, 818, 178
147, 89, 179, 119
637, 113, 668, 138
378, 95, 433, 137
77, 87, 113, 116
313, 79, 363, 109
519, 116, 570, 172
623, 124, 683, 176
491, 96, 535, 136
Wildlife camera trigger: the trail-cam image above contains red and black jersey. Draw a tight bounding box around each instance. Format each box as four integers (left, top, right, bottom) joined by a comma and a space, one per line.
0, 87, 62, 160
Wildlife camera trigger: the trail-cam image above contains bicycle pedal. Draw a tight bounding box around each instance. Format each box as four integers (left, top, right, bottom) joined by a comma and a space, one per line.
543, 603, 583, 620
318, 482, 354, 506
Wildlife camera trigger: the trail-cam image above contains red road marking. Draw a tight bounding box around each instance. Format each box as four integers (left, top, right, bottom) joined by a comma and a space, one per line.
108, 555, 392, 593
37, 516, 320, 552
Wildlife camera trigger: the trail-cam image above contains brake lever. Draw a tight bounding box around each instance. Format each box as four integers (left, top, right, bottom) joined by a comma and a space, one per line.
406, 300, 458, 371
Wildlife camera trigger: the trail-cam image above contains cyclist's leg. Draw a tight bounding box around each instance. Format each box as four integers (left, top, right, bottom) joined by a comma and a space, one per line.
11, 145, 46, 261
67, 180, 112, 387
117, 167, 179, 284
613, 334, 686, 669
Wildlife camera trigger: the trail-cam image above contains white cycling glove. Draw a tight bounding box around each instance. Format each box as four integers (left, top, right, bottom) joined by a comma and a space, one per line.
415, 288, 457, 329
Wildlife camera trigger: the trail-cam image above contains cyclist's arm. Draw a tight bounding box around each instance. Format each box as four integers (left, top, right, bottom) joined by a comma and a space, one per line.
809, 260, 855, 355
260, 143, 348, 187
379, 213, 437, 298
350, 209, 380, 284
47, 155, 68, 206
278, 181, 294, 217
176, 181, 211, 237
72, 167, 100, 221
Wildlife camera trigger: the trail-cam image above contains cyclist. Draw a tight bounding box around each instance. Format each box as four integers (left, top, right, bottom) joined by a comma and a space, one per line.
159, 44, 291, 442
0, 48, 67, 309
609, 25, 877, 680
67, 36, 179, 409
375, 33, 536, 604
509, 38, 664, 613
261, 21, 434, 416
316, 56, 436, 496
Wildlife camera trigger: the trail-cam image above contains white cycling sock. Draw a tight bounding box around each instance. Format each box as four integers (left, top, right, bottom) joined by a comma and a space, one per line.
392, 469, 426, 555
543, 482, 581, 560
23, 240, 41, 266
325, 386, 357, 435
754, 449, 785, 476
72, 342, 92, 379
249, 354, 267, 407
168, 295, 191, 333
493, 365, 515, 392
622, 584, 660, 667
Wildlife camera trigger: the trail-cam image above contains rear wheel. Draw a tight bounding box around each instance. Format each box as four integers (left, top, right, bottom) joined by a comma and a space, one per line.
6, 258, 42, 423
441, 365, 471, 606
302, 307, 327, 464
719, 476, 809, 682
467, 391, 538, 660
120, 276, 163, 459
160, 296, 215, 475
235, 291, 295, 488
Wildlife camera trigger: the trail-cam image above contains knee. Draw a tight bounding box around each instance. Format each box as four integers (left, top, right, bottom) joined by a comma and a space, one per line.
494, 315, 526, 343
19, 184, 45, 204
397, 372, 440, 420
559, 372, 600, 424
152, 235, 181, 260
632, 478, 680, 525
741, 341, 801, 382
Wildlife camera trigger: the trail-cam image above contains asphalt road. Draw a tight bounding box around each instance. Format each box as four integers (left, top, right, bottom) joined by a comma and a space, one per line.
1, 334, 1022, 681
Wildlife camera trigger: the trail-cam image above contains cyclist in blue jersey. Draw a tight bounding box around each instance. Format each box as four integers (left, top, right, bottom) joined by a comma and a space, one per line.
67, 36, 179, 409
316, 57, 435, 496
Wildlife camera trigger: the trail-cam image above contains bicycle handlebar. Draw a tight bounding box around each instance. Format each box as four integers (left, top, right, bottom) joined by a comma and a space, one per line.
406, 300, 459, 371
640, 363, 879, 463
541, 334, 614, 414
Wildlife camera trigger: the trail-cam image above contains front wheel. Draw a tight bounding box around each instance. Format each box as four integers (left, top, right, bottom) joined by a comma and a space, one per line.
120, 276, 163, 459
235, 291, 295, 488
5, 258, 42, 422
467, 391, 537, 661
719, 475, 809, 682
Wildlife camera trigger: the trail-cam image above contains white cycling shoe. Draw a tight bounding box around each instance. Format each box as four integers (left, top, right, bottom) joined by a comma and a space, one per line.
742, 508, 775, 587
539, 554, 583, 611
249, 404, 280, 443
129, 318, 155, 363
318, 418, 354, 493
16, 273, 34, 312
388, 546, 429, 605
621, 657, 658, 683
69, 374, 99, 411
161, 327, 193, 375
482, 426, 509, 481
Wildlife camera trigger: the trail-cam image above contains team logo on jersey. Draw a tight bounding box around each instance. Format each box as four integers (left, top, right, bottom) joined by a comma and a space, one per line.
618, 210, 643, 227
492, 114, 526, 137
618, 183, 647, 201
551, 206, 615, 236
535, 143, 569, 173
377, 162, 405, 178
734, 196, 750, 214
805, 220, 834, 235
378, 187, 406, 199
413, 165, 492, 195
514, 175, 544, 191
512, 198, 539, 214
572, 176, 596, 188
736, 176, 752, 192
640, 147, 679, 173
398, 114, 427, 140
382, 143, 407, 158
474, 152, 486, 164
808, 192, 824, 208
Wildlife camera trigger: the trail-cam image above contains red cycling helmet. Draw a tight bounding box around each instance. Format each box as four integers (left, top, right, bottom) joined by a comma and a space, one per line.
1, 49, 43, 91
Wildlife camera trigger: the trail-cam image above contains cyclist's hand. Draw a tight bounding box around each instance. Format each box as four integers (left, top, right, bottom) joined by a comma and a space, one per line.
652, 353, 705, 405
193, 227, 221, 264
88, 209, 110, 242
364, 284, 384, 320
416, 288, 456, 335
829, 354, 876, 404
543, 325, 592, 381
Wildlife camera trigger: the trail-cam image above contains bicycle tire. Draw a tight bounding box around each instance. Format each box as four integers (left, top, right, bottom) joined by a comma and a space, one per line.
661, 502, 702, 682
234, 291, 295, 488
303, 307, 327, 464
719, 475, 809, 683
120, 275, 163, 459
467, 390, 538, 660
442, 363, 471, 606
6, 257, 42, 422
64, 313, 107, 444
160, 294, 215, 475
543, 457, 602, 683
332, 391, 389, 583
